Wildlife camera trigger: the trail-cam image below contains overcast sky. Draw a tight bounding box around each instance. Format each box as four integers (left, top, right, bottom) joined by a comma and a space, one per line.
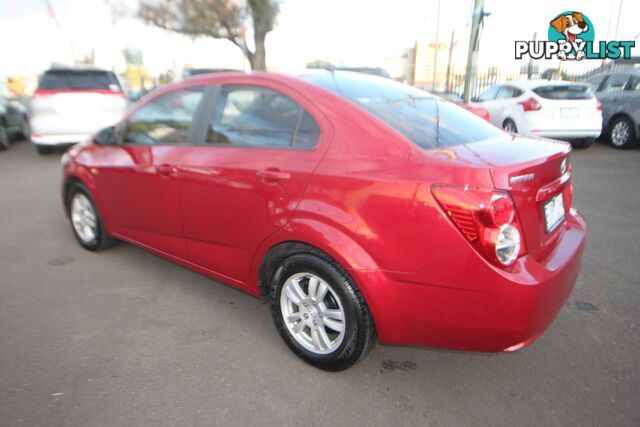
1, 0, 638, 79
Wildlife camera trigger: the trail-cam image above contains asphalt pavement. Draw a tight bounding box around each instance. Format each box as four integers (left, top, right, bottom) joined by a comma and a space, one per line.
1, 139, 638, 426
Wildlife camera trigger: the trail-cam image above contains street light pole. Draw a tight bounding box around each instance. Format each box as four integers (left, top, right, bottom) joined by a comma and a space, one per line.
462, 0, 486, 102
431, 0, 441, 91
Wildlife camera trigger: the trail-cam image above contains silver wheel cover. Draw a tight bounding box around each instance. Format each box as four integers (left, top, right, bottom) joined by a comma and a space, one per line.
280, 272, 346, 355
611, 121, 630, 147
71, 193, 98, 244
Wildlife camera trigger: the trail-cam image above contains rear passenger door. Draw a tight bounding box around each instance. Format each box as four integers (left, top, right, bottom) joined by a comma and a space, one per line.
180, 82, 331, 282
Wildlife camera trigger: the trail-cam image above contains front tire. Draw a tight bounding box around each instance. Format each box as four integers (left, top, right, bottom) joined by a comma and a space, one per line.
0, 124, 8, 150
608, 116, 636, 149
66, 183, 113, 251
270, 252, 376, 371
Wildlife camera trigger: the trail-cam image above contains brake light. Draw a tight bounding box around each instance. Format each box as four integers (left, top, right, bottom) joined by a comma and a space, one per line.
432, 186, 526, 267
596, 100, 602, 111
518, 97, 542, 112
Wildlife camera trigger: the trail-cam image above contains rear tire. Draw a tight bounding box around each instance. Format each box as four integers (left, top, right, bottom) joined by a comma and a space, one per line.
269, 252, 376, 371
608, 116, 636, 149
570, 138, 594, 149
502, 119, 518, 134
36, 145, 53, 155
66, 183, 114, 251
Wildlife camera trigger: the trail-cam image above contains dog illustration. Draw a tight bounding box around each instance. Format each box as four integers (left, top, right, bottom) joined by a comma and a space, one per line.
550, 12, 588, 60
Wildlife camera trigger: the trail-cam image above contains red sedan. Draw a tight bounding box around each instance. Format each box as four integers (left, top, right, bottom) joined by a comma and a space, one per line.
62, 71, 586, 370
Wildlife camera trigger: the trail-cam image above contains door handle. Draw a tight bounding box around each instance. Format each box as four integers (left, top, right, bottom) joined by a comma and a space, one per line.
256, 168, 290, 182
156, 164, 177, 176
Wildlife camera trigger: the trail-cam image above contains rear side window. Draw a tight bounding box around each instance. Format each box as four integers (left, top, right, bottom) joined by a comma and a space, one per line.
38, 70, 122, 92
477, 86, 500, 101
533, 85, 594, 100
585, 75, 605, 91
600, 74, 630, 93
205, 85, 320, 149
122, 86, 204, 144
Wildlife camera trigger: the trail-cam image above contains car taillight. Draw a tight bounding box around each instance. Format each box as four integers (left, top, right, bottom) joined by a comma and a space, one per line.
596, 100, 602, 111
432, 186, 526, 267
518, 97, 542, 112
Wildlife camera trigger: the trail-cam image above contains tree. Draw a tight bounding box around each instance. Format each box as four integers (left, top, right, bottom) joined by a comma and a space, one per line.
138, 0, 279, 71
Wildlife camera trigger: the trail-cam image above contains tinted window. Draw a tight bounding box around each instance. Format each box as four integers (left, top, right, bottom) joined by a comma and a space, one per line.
601, 74, 630, 93
585, 75, 605, 91
496, 86, 515, 99
630, 76, 640, 91
122, 86, 204, 144
206, 85, 319, 149
437, 101, 505, 146
301, 71, 504, 149
477, 86, 500, 101
38, 70, 122, 92
533, 85, 594, 100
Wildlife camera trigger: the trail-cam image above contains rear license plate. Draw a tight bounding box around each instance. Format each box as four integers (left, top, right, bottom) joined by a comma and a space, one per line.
544, 193, 565, 233
560, 108, 578, 117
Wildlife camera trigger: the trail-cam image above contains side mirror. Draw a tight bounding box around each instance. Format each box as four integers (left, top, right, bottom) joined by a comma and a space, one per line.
93, 126, 117, 145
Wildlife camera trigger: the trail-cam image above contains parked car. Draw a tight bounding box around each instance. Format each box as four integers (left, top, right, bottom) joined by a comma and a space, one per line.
584, 70, 640, 149
30, 66, 127, 154
429, 90, 491, 121
182, 68, 243, 79
473, 81, 602, 148
0, 81, 30, 150
62, 71, 585, 370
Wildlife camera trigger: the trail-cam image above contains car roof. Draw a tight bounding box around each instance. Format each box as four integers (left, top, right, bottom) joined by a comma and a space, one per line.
502, 80, 590, 90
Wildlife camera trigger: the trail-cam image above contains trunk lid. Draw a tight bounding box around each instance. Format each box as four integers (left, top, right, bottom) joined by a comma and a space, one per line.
449, 136, 573, 259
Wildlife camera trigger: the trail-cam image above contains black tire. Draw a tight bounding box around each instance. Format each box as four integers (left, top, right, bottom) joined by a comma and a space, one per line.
36, 145, 53, 155
608, 116, 637, 149
66, 183, 114, 251
570, 138, 594, 149
269, 252, 376, 371
502, 119, 518, 134
18, 115, 31, 140
0, 123, 8, 150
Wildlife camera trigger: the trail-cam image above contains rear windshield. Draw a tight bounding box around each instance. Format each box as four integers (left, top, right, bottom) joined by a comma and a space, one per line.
533, 85, 593, 100
38, 70, 122, 92
300, 71, 505, 149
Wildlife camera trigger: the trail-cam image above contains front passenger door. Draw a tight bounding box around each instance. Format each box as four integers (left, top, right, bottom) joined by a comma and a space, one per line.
94, 86, 205, 257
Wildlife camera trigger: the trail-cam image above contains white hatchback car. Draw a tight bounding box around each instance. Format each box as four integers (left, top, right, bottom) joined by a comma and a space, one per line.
30, 67, 127, 154
473, 80, 602, 148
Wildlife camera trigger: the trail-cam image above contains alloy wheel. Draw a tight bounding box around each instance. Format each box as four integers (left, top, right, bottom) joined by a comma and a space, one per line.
611, 120, 630, 147
71, 193, 98, 244
280, 272, 346, 355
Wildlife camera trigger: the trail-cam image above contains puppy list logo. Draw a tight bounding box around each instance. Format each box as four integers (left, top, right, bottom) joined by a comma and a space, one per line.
515, 11, 635, 61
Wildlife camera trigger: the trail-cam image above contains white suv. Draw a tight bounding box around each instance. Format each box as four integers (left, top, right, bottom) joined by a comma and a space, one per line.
30, 67, 127, 154
473, 80, 602, 148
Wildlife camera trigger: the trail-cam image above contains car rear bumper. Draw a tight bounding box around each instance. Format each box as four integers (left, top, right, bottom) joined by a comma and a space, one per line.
31, 133, 89, 145
357, 209, 586, 352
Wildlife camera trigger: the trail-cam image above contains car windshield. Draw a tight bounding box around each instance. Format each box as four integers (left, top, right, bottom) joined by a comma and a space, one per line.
300, 71, 505, 149
532, 84, 593, 100
38, 70, 122, 91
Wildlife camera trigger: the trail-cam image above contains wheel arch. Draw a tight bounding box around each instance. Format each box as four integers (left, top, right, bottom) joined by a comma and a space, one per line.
253, 219, 384, 326
607, 112, 634, 132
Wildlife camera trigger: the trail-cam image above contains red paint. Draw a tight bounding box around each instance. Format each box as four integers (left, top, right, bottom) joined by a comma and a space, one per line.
63, 72, 586, 352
